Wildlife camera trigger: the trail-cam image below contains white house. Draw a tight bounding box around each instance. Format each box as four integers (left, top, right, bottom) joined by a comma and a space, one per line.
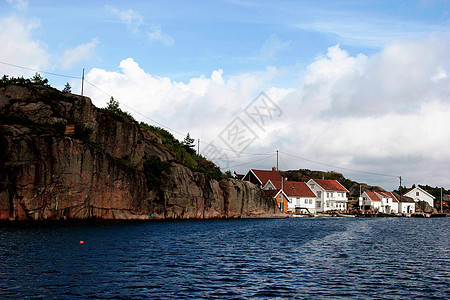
377, 191, 399, 214
404, 186, 435, 207
306, 179, 349, 212
284, 181, 317, 214
360, 191, 400, 214
360, 191, 382, 212
398, 198, 416, 214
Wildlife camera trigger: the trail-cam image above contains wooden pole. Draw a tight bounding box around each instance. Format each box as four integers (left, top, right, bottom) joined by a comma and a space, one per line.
81, 68, 84, 96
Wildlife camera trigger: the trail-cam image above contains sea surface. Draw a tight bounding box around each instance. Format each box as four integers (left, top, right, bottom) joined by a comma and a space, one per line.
0, 217, 449, 299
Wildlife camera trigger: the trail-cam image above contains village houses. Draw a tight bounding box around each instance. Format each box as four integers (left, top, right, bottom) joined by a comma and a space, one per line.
242, 168, 350, 214
360, 190, 415, 214
242, 168, 421, 215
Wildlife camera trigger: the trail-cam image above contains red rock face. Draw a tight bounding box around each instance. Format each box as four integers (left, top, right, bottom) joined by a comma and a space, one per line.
0, 84, 282, 221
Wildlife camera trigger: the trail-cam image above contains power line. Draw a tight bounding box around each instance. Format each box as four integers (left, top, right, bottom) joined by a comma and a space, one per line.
0, 61, 80, 79
279, 150, 399, 178
228, 154, 275, 169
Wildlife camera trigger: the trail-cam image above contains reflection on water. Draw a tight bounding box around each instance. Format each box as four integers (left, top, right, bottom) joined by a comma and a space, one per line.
0, 218, 449, 299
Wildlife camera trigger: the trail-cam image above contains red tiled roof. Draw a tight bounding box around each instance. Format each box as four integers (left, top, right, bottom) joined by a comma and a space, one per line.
266, 180, 283, 189
263, 189, 282, 198
365, 191, 381, 202
377, 191, 398, 202
313, 179, 349, 192
251, 169, 282, 185
283, 181, 316, 197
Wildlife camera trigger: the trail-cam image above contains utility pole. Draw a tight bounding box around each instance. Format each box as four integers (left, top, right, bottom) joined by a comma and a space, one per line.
276, 150, 279, 171
81, 68, 84, 96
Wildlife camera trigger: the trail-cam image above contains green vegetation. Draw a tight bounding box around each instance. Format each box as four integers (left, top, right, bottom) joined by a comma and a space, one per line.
139, 122, 226, 180
143, 155, 172, 190
62, 82, 72, 93
0, 73, 50, 87
101, 96, 135, 122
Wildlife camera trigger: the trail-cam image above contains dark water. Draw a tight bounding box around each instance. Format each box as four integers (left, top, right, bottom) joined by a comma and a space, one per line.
0, 218, 449, 299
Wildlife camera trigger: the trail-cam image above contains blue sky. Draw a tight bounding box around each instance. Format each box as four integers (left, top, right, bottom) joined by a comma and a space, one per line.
1, 0, 449, 190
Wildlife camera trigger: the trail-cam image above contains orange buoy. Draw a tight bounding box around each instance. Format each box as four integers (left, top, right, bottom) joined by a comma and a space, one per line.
79, 240, 85, 245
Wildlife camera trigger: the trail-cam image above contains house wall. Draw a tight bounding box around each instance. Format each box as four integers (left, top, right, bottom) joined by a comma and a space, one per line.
307, 180, 348, 212
398, 202, 415, 214
307, 181, 324, 212
405, 188, 434, 207
380, 196, 398, 214
275, 193, 289, 213
323, 191, 348, 211
287, 197, 316, 214
243, 172, 261, 186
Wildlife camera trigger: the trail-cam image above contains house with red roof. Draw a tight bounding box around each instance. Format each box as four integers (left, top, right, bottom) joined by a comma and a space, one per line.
360, 190, 410, 214
283, 181, 318, 214
360, 191, 382, 212
242, 168, 282, 188
306, 179, 349, 212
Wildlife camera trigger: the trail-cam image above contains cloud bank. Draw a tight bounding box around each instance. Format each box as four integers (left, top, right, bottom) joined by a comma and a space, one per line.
84, 34, 450, 189
0, 16, 49, 77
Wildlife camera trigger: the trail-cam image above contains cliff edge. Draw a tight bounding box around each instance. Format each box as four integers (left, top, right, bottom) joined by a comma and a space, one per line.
0, 84, 282, 221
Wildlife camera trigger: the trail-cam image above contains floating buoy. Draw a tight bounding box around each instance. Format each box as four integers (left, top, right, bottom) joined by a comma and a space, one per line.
79, 240, 85, 245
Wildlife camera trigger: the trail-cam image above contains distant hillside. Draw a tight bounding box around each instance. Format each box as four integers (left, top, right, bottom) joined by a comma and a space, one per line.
281, 169, 389, 199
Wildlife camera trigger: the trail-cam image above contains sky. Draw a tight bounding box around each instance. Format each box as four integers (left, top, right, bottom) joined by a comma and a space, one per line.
1, 0, 449, 191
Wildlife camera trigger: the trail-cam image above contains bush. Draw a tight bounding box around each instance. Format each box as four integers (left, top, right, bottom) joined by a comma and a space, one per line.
143, 155, 172, 190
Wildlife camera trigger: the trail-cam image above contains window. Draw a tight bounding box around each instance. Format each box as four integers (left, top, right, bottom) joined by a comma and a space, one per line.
327, 202, 330, 208
416, 192, 419, 196
317, 202, 321, 208
311, 184, 315, 189
279, 195, 282, 199
317, 191, 322, 197
309, 199, 313, 204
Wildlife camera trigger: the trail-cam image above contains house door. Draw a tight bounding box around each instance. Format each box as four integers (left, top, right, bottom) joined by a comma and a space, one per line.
385, 206, 391, 214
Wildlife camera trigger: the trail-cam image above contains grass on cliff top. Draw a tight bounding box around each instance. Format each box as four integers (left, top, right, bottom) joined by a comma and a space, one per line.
139, 122, 231, 181
101, 97, 228, 181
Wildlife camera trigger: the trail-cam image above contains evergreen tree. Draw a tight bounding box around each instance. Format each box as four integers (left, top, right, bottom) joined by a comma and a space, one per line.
62, 82, 72, 93
106, 96, 120, 112
183, 133, 196, 154
31, 73, 49, 85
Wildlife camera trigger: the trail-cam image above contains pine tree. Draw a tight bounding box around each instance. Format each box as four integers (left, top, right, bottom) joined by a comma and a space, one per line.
183, 133, 196, 154
106, 96, 120, 112
31, 73, 49, 85
62, 82, 72, 93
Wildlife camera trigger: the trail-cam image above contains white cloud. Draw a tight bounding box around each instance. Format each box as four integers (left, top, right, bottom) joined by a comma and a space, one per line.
105, 5, 143, 33
7, 0, 28, 10
83, 35, 450, 190
0, 16, 49, 77
60, 38, 99, 70
105, 5, 173, 45
147, 26, 174, 46
295, 8, 447, 49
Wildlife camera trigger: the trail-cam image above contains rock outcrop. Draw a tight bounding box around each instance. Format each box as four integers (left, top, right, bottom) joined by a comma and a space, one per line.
0, 84, 282, 221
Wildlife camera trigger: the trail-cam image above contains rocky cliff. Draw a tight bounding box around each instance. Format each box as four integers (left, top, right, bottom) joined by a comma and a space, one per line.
0, 84, 282, 221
